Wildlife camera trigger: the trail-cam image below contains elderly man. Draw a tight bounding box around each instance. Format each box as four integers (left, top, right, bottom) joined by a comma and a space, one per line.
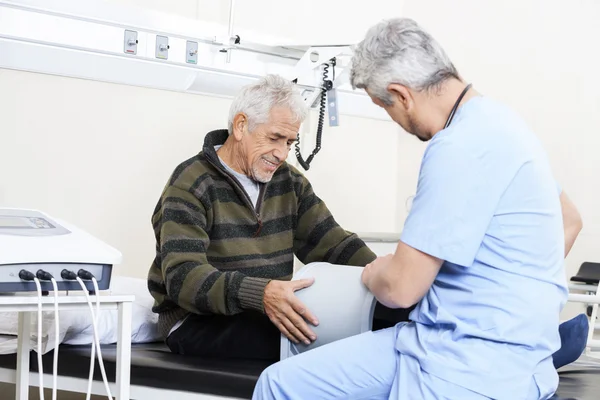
252, 18, 586, 400
147, 74, 403, 361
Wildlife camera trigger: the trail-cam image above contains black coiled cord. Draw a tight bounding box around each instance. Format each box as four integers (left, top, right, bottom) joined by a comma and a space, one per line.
295, 59, 335, 170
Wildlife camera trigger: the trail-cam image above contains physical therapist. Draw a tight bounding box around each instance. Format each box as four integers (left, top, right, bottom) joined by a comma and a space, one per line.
252, 17, 583, 400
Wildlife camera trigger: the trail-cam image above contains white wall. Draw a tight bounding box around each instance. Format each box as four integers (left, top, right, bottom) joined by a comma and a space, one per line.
3, 0, 599, 302
0, 69, 232, 278
0, 0, 406, 279
0, 67, 401, 278
106, 0, 405, 44
300, 113, 402, 234
402, 0, 600, 318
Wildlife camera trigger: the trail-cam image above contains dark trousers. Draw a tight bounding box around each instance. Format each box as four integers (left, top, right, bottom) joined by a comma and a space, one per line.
372, 303, 415, 330
166, 303, 416, 362
166, 311, 282, 361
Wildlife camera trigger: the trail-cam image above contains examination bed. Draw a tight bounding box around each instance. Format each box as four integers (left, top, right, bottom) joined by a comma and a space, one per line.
0, 342, 597, 399
0, 262, 598, 399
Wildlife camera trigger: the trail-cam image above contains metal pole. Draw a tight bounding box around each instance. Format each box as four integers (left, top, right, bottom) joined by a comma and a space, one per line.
226, 0, 236, 63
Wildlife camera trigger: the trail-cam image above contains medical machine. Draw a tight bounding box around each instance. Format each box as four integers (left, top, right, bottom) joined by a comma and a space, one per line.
0, 208, 121, 293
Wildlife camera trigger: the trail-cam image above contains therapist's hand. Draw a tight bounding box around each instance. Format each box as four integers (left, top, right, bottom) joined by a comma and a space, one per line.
263, 279, 319, 346
362, 254, 393, 289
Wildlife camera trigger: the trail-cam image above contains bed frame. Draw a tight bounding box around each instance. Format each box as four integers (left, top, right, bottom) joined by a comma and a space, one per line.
0, 342, 264, 400
0, 347, 598, 400
0, 261, 598, 400
0, 367, 234, 400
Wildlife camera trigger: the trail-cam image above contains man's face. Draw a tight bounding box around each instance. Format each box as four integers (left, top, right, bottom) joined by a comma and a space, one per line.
368, 90, 430, 142
241, 107, 301, 183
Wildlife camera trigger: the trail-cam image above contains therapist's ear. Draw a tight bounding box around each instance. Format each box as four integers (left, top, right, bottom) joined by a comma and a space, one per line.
387, 84, 413, 111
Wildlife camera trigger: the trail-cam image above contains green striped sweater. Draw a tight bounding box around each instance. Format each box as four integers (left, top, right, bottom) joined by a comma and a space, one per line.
148, 129, 377, 338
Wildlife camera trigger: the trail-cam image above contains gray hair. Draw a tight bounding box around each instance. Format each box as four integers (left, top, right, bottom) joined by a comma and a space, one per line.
228, 74, 308, 134
350, 18, 460, 105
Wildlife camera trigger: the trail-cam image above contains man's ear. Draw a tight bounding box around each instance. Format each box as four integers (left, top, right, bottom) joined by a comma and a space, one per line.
232, 113, 248, 141
387, 83, 413, 111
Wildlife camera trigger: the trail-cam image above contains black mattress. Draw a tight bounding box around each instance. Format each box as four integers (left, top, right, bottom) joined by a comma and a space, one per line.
0, 343, 597, 399
0, 343, 272, 399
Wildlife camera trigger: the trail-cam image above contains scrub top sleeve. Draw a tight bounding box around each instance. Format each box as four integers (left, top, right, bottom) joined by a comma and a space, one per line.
400, 140, 506, 267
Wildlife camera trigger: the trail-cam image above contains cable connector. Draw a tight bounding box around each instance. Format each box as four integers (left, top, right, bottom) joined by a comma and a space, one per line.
36, 270, 54, 281
19, 270, 35, 281
77, 270, 95, 280
61, 270, 78, 280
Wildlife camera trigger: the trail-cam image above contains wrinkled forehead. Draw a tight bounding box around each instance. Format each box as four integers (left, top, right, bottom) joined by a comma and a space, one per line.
261, 107, 301, 138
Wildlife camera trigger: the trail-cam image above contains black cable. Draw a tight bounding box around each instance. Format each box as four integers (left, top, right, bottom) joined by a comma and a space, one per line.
36, 270, 54, 297
61, 269, 78, 280
295, 58, 335, 171
36, 270, 54, 281
331, 58, 336, 82
77, 269, 95, 280
19, 270, 35, 281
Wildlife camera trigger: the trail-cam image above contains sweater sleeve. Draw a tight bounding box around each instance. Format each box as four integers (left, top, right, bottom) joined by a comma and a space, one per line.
293, 175, 377, 267
157, 185, 270, 315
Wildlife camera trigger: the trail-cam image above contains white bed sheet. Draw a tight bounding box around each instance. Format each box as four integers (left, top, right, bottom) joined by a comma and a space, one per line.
0, 276, 161, 354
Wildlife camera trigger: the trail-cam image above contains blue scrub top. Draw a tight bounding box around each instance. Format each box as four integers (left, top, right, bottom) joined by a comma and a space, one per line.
396, 96, 568, 399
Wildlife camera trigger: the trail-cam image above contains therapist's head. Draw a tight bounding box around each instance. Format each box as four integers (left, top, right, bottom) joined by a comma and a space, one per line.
350, 18, 461, 141
227, 75, 307, 183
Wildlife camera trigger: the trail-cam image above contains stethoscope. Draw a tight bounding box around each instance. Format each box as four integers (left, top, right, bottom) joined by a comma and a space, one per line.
405, 83, 473, 212
444, 83, 473, 129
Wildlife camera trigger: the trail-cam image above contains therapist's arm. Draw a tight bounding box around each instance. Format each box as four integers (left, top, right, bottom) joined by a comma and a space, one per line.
362, 241, 443, 309
560, 190, 582, 257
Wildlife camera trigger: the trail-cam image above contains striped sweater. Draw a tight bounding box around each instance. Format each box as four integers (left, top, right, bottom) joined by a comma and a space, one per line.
148, 129, 377, 338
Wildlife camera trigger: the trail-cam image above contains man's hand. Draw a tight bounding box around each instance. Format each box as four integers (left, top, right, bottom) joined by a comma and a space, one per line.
263, 279, 319, 345
362, 254, 393, 289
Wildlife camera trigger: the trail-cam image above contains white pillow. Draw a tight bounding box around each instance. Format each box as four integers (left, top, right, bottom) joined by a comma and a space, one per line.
0, 275, 161, 355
